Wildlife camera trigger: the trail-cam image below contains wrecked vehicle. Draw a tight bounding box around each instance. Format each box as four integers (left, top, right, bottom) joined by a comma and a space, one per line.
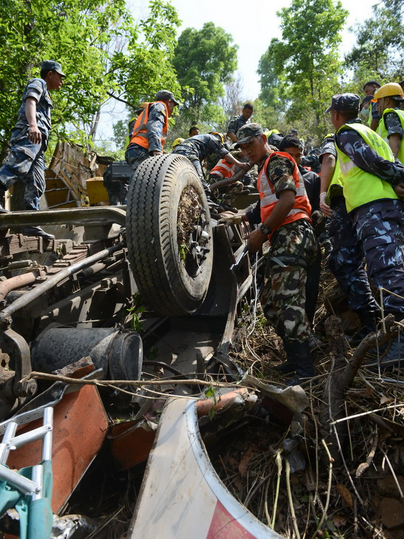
0, 151, 293, 538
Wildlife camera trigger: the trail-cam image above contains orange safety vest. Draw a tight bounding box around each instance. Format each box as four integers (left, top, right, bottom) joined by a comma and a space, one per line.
128, 101, 169, 150
209, 158, 234, 179
258, 151, 311, 237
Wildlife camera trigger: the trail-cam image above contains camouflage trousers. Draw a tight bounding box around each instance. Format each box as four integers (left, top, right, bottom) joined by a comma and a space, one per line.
171, 150, 211, 192
125, 144, 150, 181
0, 127, 47, 210
260, 219, 319, 342
353, 199, 404, 317
328, 196, 379, 313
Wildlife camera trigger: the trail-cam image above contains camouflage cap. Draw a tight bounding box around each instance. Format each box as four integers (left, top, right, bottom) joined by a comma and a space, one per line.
235, 123, 264, 147
155, 90, 181, 106
41, 60, 65, 77
326, 94, 360, 113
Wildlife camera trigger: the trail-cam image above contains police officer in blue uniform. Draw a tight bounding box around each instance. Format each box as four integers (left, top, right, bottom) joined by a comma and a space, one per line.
0, 60, 65, 240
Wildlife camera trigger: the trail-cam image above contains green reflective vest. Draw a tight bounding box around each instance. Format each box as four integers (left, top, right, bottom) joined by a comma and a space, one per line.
336, 122, 398, 213
376, 107, 404, 165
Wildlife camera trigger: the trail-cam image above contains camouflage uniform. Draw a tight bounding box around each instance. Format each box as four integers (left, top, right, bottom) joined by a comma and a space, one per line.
335, 118, 404, 320
0, 78, 52, 210
258, 153, 318, 343
227, 114, 249, 138
260, 219, 318, 342
173, 134, 229, 192
319, 135, 380, 319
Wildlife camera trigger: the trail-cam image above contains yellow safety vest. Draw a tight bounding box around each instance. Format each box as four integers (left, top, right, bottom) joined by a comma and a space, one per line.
336, 122, 398, 213
376, 107, 404, 165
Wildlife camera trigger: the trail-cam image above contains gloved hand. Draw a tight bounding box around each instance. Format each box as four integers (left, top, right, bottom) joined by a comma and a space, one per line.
218, 212, 243, 225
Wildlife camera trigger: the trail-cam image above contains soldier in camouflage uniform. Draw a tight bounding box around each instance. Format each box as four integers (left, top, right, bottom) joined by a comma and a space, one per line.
319, 132, 380, 341
234, 123, 319, 385
328, 93, 404, 361
226, 103, 253, 143
172, 133, 249, 194
0, 60, 65, 239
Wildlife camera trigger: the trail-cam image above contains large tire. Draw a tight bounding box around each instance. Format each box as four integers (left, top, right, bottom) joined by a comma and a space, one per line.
126, 154, 214, 316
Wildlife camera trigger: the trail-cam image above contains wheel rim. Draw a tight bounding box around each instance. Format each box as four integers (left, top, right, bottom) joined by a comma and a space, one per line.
177, 186, 211, 279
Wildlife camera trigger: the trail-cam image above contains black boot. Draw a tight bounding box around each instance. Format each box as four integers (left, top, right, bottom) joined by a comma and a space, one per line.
350, 309, 379, 346
283, 340, 315, 386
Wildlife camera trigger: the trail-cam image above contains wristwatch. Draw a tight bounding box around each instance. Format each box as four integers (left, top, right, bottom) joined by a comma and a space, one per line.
260, 224, 272, 236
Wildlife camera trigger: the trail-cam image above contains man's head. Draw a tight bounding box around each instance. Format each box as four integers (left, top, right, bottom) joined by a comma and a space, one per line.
326, 93, 360, 130
241, 103, 254, 121
189, 125, 200, 137
235, 123, 268, 163
363, 80, 381, 96
155, 90, 181, 116
278, 135, 304, 165
371, 82, 404, 116
41, 60, 65, 91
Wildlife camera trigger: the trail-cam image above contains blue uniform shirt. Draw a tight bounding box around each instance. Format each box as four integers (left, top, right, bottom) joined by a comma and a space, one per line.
15, 78, 53, 134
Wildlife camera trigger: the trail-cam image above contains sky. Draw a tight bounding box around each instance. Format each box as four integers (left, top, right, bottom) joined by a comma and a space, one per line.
97, 0, 376, 144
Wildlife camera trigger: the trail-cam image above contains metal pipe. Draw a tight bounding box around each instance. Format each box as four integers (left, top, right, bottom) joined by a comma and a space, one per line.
42, 407, 53, 462
0, 206, 126, 229
0, 465, 38, 494
0, 272, 39, 303
0, 242, 125, 327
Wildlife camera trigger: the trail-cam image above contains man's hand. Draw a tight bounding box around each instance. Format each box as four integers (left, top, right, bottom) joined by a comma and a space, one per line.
319, 192, 333, 217
394, 183, 404, 198
236, 161, 252, 172
218, 212, 243, 226
247, 227, 267, 253
28, 125, 42, 145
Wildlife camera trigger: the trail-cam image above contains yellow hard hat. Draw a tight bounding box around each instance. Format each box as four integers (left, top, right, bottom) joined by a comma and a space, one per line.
172, 137, 185, 149
210, 132, 225, 144
372, 83, 404, 102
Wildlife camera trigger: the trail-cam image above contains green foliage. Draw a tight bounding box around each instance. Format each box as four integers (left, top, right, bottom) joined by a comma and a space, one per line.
0, 0, 182, 159
345, 0, 404, 80
112, 0, 181, 109
0, 0, 129, 150
258, 0, 347, 139
173, 22, 238, 123
128, 292, 145, 333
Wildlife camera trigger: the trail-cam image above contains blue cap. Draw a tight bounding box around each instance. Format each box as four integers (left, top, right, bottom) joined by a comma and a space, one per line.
326, 93, 360, 113
41, 60, 65, 77
155, 90, 180, 106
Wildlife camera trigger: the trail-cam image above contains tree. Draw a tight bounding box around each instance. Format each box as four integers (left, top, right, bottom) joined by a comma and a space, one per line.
345, 0, 404, 80
173, 22, 238, 123
0, 0, 182, 160
258, 0, 347, 138
111, 0, 181, 111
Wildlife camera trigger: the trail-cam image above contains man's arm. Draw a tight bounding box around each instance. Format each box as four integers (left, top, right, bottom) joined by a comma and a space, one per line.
227, 131, 238, 143
147, 103, 167, 154
26, 97, 41, 144
247, 190, 295, 252
226, 118, 238, 142
223, 152, 251, 171
319, 153, 336, 217
384, 111, 403, 158
336, 128, 404, 194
